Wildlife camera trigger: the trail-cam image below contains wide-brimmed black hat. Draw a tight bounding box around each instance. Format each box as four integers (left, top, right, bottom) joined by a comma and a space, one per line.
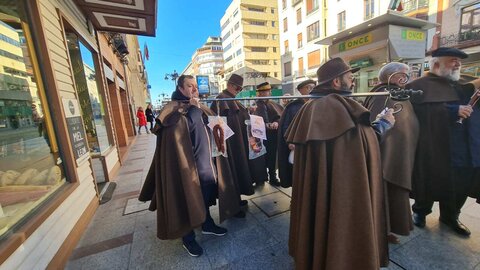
297, 79, 316, 90
431, 47, 468, 59
227, 74, 244, 88
316, 58, 360, 85
256, 82, 272, 91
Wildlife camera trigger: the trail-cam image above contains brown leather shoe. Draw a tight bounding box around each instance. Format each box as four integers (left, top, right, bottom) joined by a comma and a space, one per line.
439, 217, 471, 237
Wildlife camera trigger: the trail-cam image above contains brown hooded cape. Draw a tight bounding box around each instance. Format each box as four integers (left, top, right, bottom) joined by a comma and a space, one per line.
211, 90, 255, 195
364, 83, 419, 235
138, 101, 240, 240
286, 94, 388, 270
406, 73, 472, 201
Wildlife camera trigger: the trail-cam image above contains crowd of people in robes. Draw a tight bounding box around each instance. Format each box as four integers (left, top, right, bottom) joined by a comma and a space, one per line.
138, 46, 480, 269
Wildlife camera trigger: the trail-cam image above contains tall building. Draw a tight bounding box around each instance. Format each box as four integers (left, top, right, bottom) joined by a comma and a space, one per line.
278, 0, 327, 93
220, 0, 281, 91
182, 36, 224, 95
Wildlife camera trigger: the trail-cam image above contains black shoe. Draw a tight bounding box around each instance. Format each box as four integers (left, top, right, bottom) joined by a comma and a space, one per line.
269, 178, 280, 186
202, 224, 227, 236
439, 217, 471, 236
412, 213, 426, 228
183, 240, 203, 257
240, 200, 248, 207
234, 210, 246, 218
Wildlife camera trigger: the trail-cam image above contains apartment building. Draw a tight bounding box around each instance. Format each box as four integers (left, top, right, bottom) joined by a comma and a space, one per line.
435, 0, 480, 77
315, 0, 435, 92
220, 0, 281, 91
278, 0, 327, 93
182, 37, 224, 96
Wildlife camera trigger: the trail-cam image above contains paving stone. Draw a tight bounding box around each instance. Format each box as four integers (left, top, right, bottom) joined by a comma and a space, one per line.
250, 191, 291, 217
78, 213, 136, 248
205, 225, 279, 269
123, 198, 149, 215
66, 244, 131, 270
390, 227, 479, 270
215, 242, 294, 270
241, 183, 279, 200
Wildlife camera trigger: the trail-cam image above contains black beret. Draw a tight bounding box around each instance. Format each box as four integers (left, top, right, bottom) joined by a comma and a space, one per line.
297, 79, 316, 90
431, 47, 468, 59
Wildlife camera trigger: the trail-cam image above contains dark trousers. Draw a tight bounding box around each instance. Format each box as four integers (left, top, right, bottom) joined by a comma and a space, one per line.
138, 125, 148, 132
182, 183, 216, 244
149, 121, 154, 129
265, 131, 278, 179
412, 167, 473, 221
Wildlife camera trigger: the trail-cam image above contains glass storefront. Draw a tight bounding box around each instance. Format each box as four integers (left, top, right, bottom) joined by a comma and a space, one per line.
0, 1, 66, 240
66, 31, 111, 154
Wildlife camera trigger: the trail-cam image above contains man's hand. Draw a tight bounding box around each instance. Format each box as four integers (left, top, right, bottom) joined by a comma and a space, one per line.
288, 144, 295, 150
378, 108, 395, 126
458, 105, 473, 119
190, 97, 200, 108
270, 122, 279, 130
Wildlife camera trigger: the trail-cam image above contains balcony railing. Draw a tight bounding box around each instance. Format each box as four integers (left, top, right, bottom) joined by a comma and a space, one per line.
440, 27, 480, 47
401, 0, 429, 14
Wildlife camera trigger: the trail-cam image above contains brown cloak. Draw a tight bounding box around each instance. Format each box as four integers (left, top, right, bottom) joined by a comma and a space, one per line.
406, 73, 473, 201
138, 102, 240, 240
364, 83, 419, 235
211, 90, 255, 195
139, 101, 206, 240
199, 104, 241, 222
286, 94, 388, 270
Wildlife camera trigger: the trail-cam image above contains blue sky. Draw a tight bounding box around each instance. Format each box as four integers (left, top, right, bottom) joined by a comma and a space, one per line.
138, 1, 231, 104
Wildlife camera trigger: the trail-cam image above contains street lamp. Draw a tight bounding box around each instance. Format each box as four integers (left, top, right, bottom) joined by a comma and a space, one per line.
164, 70, 179, 87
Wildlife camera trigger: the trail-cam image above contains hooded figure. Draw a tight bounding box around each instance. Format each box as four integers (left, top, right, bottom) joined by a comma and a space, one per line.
286, 58, 392, 270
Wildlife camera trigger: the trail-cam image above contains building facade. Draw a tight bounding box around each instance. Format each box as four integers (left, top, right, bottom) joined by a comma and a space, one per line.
278, 0, 327, 93
0, 0, 156, 268
436, 0, 480, 77
220, 0, 282, 91
182, 36, 224, 96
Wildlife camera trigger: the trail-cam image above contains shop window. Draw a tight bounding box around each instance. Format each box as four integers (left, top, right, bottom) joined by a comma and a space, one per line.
338, 11, 346, 32
0, 1, 66, 240
65, 30, 112, 154
308, 50, 321, 69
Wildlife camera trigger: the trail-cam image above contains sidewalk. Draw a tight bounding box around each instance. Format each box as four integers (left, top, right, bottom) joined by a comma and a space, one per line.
66, 134, 480, 270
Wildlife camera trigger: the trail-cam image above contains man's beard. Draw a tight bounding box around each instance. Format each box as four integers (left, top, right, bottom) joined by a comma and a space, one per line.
439, 66, 461, 81
340, 80, 353, 92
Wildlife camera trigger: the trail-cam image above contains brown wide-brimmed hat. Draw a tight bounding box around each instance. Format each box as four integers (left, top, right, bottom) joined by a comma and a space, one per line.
227, 74, 244, 88
297, 79, 316, 90
256, 82, 272, 91
316, 57, 360, 85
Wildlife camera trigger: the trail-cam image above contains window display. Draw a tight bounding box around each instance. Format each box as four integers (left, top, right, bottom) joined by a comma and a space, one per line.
0, 1, 66, 240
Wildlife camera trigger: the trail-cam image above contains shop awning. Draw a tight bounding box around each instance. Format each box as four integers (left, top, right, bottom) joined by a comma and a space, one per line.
317, 10, 437, 45
74, 0, 157, 36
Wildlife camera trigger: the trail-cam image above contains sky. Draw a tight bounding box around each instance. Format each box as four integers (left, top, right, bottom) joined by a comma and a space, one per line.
138, 1, 232, 105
